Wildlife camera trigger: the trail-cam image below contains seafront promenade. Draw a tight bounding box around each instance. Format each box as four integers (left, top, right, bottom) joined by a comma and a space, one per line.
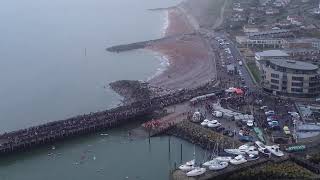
0, 81, 219, 155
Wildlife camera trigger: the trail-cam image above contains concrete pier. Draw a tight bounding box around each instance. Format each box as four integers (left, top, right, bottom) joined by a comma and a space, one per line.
0, 81, 219, 156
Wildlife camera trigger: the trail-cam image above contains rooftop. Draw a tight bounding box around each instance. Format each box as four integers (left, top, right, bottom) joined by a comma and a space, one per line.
256, 50, 289, 57
268, 59, 319, 71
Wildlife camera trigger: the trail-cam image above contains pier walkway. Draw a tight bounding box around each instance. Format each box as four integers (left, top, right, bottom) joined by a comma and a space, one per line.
0, 81, 219, 155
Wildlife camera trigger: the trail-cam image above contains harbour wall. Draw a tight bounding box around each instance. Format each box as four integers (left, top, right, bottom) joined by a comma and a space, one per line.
0, 81, 218, 156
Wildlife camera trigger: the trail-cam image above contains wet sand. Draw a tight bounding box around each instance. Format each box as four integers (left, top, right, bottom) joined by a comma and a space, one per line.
148, 8, 216, 90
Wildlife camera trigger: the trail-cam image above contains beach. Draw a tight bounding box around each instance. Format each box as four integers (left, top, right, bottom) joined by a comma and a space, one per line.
148, 7, 216, 90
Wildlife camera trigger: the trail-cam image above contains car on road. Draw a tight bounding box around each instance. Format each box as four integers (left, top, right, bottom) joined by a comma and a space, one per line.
238, 61, 243, 66
260, 106, 268, 110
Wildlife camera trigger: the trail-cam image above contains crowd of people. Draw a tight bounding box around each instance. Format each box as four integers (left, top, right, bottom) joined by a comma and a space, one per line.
0, 80, 220, 153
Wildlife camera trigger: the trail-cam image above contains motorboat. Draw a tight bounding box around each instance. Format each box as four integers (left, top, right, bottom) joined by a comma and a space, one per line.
209, 161, 228, 171
224, 144, 250, 155
185, 159, 195, 166
186, 167, 206, 177
215, 156, 232, 162
266, 145, 284, 157
203, 159, 218, 167
179, 163, 195, 171
224, 148, 246, 155
255, 141, 271, 156
246, 154, 259, 161
179, 159, 195, 171
207, 120, 221, 128
230, 155, 247, 165
200, 119, 210, 127
246, 146, 259, 155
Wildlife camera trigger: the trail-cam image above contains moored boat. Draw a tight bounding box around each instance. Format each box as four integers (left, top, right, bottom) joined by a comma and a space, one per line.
186, 167, 206, 177
209, 161, 228, 171
266, 145, 284, 157
230, 155, 247, 165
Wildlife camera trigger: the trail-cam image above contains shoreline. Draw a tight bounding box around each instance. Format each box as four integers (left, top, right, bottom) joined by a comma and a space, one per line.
147, 6, 215, 90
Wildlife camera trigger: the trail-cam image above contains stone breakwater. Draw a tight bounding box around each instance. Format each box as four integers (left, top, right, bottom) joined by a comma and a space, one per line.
167, 120, 241, 151
0, 81, 219, 155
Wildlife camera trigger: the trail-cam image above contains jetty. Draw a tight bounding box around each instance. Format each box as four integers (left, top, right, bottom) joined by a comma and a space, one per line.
106, 33, 195, 52
0, 81, 219, 156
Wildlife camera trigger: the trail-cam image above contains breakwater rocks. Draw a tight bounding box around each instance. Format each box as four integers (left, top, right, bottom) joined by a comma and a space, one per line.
167, 120, 241, 150
110, 80, 152, 103
106, 33, 195, 53
0, 81, 219, 155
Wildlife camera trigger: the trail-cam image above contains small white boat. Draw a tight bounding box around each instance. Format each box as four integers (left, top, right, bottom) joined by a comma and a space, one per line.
230, 155, 247, 165
186, 167, 206, 177
179, 159, 195, 171
266, 145, 284, 157
215, 156, 232, 162
185, 159, 195, 166
207, 120, 221, 128
246, 146, 259, 155
224, 148, 246, 155
209, 161, 228, 171
200, 119, 210, 127
247, 154, 259, 161
255, 141, 271, 156
203, 159, 218, 167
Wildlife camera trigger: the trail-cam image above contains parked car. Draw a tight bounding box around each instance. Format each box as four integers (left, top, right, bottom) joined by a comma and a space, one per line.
265, 110, 275, 116
239, 135, 253, 142
283, 126, 291, 135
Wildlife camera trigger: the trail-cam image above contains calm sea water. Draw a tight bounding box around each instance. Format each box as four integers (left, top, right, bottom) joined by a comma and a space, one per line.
0, 0, 207, 179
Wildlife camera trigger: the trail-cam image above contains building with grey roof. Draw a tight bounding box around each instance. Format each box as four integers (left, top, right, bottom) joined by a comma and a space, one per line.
260, 59, 320, 97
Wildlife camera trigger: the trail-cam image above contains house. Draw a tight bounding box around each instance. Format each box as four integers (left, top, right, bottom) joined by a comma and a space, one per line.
255, 50, 289, 69
266, 8, 280, 15
287, 15, 304, 26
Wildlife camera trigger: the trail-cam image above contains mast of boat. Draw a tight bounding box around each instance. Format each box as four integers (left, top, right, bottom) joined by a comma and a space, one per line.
85, 48, 87, 57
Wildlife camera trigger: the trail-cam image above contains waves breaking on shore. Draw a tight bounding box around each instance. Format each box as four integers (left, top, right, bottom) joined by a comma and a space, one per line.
146, 50, 170, 81
146, 10, 171, 82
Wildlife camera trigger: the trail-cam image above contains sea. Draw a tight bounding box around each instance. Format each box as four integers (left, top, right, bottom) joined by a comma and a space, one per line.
0, 0, 206, 179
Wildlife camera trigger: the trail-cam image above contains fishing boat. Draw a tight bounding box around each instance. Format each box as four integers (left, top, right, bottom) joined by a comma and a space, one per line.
230, 155, 247, 165
208, 161, 228, 171
201, 119, 210, 127
186, 167, 206, 177
207, 120, 221, 128
266, 145, 284, 157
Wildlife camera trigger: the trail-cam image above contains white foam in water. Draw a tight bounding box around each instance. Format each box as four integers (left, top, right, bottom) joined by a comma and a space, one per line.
162, 10, 169, 37
146, 51, 170, 81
